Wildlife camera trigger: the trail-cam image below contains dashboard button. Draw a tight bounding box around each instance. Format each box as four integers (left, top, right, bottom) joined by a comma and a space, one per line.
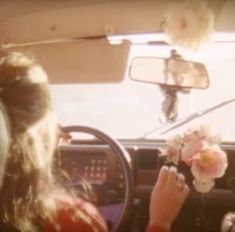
116, 163, 122, 171
117, 172, 124, 180
117, 182, 125, 189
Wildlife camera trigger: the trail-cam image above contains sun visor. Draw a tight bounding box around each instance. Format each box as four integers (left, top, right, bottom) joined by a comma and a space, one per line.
6, 39, 130, 84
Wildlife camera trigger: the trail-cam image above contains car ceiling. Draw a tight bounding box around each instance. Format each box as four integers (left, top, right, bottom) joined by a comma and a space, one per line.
0, 0, 233, 43
0, 0, 234, 84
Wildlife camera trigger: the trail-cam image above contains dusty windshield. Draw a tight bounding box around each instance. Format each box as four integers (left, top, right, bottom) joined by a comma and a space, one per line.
50, 41, 235, 142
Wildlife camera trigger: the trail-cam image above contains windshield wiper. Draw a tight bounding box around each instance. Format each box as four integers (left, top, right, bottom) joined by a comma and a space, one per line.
139, 97, 235, 138
161, 97, 235, 134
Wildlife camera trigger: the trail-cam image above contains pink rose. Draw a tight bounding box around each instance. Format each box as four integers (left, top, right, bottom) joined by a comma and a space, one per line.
181, 139, 205, 165
191, 145, 228, 181
183, 125, 210, 143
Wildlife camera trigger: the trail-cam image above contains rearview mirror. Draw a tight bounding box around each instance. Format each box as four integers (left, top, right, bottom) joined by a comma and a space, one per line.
129, 57, 209, 89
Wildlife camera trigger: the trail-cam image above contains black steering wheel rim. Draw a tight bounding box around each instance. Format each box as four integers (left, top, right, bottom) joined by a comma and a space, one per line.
61, 125, 133, 232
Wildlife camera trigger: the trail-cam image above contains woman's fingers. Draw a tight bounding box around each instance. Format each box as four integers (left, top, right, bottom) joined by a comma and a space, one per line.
176, 172, 190, 196
175, 173, 185, 191
167, 166, 178, 184
156, 165, 190, 195
157, 166, 169, 186
149, 165, 190, 230
221, 212, 235, 232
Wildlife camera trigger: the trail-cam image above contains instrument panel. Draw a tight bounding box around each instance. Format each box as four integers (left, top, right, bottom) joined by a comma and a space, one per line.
56, 145, 126, 197
59, 151, 108, 184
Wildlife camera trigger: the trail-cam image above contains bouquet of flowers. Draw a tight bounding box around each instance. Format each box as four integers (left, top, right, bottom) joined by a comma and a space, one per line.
163, 125, 228, 193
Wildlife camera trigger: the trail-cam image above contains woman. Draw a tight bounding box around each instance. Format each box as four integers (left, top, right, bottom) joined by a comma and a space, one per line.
0, 51, 189, 232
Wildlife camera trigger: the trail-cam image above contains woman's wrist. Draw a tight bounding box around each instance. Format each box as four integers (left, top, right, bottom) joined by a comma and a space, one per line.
146, 224, 170, 232
149, 218, 171, 231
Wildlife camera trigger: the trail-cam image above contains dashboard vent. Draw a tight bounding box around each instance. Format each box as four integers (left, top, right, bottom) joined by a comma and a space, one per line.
137, 148, 162, 170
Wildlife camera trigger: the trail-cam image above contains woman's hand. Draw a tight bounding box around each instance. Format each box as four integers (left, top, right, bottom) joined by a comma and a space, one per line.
149, 166, 190, 230
221, 212, 235, 232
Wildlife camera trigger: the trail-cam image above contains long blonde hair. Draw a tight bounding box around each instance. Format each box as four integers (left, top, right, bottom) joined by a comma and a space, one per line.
0, 51, 60, 231
0, 51, 105, 232
0, 98, 11, 189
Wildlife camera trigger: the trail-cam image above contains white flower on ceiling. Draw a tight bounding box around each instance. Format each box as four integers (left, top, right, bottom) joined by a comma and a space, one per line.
163, 1, 215, 49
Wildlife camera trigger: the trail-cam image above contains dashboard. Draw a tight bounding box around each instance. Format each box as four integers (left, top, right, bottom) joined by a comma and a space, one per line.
56, 141, 235, 232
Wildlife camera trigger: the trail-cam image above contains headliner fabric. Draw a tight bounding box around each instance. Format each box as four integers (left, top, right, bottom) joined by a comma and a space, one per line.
0, 98, 11, 188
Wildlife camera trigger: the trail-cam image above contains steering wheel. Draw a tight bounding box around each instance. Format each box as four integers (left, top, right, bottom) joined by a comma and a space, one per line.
61, 125, 133, 232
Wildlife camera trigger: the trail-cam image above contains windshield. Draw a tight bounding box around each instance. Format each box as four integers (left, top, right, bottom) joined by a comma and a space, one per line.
50, 41, 235, 142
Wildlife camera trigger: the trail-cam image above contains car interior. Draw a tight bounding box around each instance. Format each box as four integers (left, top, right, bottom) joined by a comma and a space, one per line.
0, 0, 235, 231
